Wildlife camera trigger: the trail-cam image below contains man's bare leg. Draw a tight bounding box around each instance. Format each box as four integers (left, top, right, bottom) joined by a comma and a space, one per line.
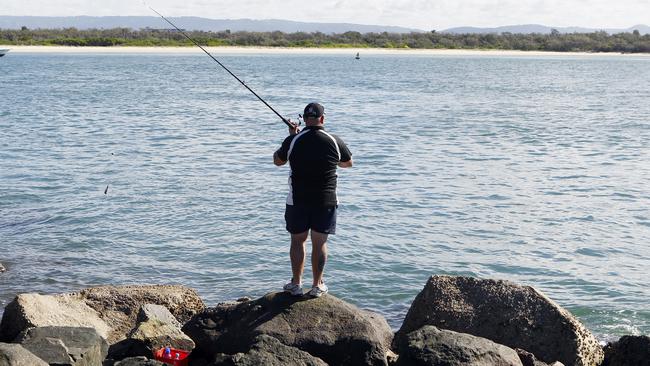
290, 231, 309, 284
311, 230, 329, 287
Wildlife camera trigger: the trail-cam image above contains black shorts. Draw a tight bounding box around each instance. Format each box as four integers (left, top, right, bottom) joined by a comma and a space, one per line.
285, 204, 337, 235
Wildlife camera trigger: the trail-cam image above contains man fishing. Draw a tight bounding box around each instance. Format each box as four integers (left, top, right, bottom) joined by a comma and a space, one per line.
146, 7, 354, 297
274, 102, 353, 297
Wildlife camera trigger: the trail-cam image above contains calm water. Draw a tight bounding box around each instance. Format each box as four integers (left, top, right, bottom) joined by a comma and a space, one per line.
1, 52, 649, 341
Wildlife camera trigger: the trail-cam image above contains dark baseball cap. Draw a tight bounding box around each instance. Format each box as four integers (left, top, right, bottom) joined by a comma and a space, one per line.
303, 102, 325, 118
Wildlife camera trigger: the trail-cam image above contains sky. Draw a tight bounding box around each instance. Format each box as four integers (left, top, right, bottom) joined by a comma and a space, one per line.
1, 0, 649, 30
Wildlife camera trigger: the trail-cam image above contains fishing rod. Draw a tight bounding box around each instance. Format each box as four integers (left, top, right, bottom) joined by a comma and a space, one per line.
144, 2, 295, 128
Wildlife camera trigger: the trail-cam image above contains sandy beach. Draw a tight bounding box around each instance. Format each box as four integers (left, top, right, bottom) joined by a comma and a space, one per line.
2, 45, 649, 57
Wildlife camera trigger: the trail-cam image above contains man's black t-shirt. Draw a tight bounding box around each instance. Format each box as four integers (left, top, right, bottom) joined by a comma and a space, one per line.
277, 126, 352, 207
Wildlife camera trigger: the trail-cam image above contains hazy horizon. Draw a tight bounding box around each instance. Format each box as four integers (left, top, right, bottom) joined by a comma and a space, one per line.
1, 0, 649, 31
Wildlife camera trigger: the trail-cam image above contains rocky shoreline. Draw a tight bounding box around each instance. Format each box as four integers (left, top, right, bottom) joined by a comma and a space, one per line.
0, 276, 646, 366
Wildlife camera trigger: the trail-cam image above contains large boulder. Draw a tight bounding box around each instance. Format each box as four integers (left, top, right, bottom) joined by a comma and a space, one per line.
184, 292, 393, 366
18, 326, 108, 366
211, 335, 328, 366
0, 294, 111, 342
602, 335, 650, 366
394, 276, 603, 366
395, 325, 523, 366
0, 342, 49, 366
0, 285, 205, 345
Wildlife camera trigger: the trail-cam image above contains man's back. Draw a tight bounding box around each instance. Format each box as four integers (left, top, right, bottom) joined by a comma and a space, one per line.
278, 125, 351, 207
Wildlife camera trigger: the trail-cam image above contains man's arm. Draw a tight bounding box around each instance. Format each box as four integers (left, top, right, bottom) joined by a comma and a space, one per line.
338, 159, 353, 168
274, 121, 299, 166
274, 150, 287, 166
335, 135, 353, 168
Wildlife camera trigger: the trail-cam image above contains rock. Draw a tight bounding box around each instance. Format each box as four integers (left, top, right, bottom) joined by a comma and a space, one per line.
394, 276, 604, 366
0, 342, 49, 366
517, 348, 564, 366
79, 285, 205, 344
184, 291, 393, 366
602, 335, 650, 366
127, 319, 195, 355
394, 325, 523, 366
211, 335, 328, 366
18, 326, 108, 366
137, 304, 181, 328
0, 285, 205, 345
113, 357, 165, 366
108, 304, 194, 360
0, 293, 111, 342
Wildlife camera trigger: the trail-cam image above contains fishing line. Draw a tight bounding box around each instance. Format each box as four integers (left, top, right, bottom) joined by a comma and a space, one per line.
144, 1, 295, 128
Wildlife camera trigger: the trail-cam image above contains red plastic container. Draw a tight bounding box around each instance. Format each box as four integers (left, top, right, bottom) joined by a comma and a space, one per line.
153, 347, 190, 366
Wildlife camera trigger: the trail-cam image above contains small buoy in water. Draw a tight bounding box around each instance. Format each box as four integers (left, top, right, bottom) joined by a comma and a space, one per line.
355, 52, 360, 60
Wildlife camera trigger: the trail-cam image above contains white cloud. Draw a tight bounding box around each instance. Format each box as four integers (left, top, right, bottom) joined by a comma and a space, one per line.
1, 0, 648, 30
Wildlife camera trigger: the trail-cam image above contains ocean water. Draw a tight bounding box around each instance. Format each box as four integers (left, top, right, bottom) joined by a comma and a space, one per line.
1, 52, 649, 341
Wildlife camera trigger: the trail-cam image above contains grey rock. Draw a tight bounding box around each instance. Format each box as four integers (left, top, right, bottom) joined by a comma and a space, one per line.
602, 335, 650, 366
395, 325, 523, 366
0, 294, 111, 342
211, 335, 327, 366
184, 291, 393, 366
18, 326, 108, 366
394, 276, 604, 366
127, 319, 195, 355
0, 285, 205, 345
137, 304, 181, 328
78, 285, 205, 344
114, 356, 165, 366
107, 304, 194, 360
0, 342, 49, 366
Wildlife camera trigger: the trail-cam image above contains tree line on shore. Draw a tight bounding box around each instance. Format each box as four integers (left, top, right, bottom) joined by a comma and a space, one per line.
1, 27, 650, 53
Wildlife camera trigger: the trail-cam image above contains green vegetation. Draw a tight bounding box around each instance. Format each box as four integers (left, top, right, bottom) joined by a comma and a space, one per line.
1, 27, 649, 53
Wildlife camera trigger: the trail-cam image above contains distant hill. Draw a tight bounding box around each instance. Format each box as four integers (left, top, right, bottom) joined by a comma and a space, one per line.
0, 16, 423, 34
442, 24, 650, 35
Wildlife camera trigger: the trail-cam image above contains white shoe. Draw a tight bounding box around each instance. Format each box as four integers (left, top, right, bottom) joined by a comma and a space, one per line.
283, 281, 303, 296
308, 283, 328, 298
